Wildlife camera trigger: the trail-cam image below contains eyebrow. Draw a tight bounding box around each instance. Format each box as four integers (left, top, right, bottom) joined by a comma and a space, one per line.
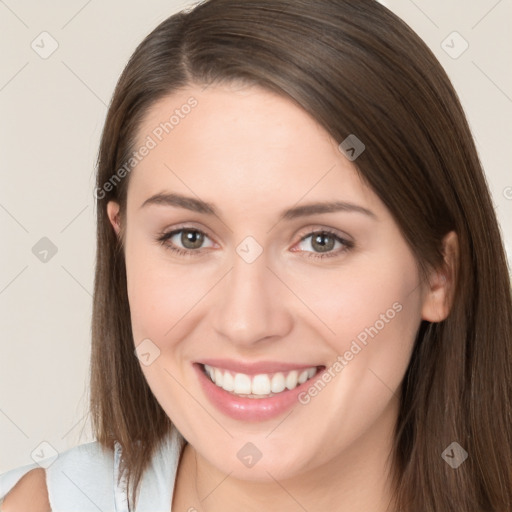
140, 192, 377, 220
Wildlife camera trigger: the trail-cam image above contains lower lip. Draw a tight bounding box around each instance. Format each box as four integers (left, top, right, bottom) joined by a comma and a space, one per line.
194, 363, 323, 422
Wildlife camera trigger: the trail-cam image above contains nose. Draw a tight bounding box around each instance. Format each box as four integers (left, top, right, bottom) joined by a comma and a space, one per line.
211, 248, 293, 347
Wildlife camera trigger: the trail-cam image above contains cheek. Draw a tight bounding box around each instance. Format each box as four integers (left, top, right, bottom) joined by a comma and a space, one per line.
124, 234, 214, 347
123, 237, 201, 415
291, 261, 422, 453
290, 253, 422, 352
291, 252, 423, 424
124, 233, 173, 344
299, 251, 422, 413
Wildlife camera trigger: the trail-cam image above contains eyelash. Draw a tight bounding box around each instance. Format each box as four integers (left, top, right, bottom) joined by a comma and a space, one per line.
155, 226, 354, 260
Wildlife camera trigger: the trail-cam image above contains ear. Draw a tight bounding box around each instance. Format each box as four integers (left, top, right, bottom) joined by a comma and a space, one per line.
106, 201, 122, 236
421, 230, 459, 323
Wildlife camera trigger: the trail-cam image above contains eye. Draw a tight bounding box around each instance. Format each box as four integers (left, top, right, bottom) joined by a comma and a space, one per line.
156, 226, 353, 260
156, 227, 215, 256
293, 229, 354, 259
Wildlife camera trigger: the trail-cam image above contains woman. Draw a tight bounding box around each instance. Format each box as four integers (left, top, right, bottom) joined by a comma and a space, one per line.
1, 0, 511, 510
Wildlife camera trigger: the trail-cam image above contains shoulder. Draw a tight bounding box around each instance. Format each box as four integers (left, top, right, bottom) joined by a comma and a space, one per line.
1, 468, 50, 511
0, 428, 186, 511
0, 440, 115, 511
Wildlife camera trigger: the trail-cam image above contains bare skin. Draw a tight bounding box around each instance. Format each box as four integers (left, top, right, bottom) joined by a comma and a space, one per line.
104, 83, 457, 512
1, 468, 50, 511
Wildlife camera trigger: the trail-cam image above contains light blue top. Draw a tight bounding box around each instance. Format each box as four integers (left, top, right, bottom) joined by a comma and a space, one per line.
0, 427, 185, 511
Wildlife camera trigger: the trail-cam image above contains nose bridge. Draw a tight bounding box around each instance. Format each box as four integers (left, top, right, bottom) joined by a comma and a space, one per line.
212, 244, 291, 345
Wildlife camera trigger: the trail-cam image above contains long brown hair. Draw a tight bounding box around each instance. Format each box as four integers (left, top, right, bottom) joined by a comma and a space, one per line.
90, 0, 512, 510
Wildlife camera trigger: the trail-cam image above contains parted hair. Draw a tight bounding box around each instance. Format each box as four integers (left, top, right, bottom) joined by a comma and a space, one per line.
90, 1, 512, 510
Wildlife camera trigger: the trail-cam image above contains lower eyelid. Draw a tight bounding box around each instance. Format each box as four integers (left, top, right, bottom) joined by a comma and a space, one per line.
161, 229, 215, 249
296, 231, 351, 247
158, 228, 352, 257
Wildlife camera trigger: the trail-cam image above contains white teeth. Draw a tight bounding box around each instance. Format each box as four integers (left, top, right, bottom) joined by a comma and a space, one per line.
252, 374, 271, 395
298, 370, 309, 384
285, 370, 298, 390
203, 364, 319, 398
223, 371, 234, 392
234, 373, 252, 394
214, 368, 224, 387
271, 373, 286, 393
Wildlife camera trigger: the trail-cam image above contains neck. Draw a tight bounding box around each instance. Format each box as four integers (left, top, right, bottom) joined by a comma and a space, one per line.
174, 396, 400, 512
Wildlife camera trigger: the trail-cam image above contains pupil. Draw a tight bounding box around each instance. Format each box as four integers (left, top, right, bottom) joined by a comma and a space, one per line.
313, 233, 334, 253
178, 231, 335, 252
182, 230, 203, 249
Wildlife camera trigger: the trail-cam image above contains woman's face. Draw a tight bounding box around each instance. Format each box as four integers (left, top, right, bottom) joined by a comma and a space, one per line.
107, 83, 444, 481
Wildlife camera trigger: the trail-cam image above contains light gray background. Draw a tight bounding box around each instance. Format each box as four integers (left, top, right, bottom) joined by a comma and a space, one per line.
1, 0, 511, 472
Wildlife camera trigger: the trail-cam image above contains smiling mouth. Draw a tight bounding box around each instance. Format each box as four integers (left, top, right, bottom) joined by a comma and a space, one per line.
201, 363, 323, 399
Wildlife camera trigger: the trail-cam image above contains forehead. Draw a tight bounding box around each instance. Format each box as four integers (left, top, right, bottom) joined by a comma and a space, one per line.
127, 84, 378, 215
135, 82, 334, 153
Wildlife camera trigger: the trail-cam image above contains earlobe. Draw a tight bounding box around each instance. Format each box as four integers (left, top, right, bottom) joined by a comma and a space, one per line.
106, 201, 121, 236
421, 231, 459, 323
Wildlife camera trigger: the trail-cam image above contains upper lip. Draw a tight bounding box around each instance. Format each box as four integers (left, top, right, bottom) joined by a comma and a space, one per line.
196, 358, 323, 375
